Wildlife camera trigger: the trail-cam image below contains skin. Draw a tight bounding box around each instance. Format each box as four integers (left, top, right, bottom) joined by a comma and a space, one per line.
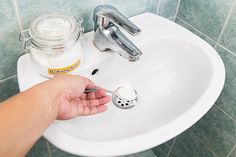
0, 74, 111, 157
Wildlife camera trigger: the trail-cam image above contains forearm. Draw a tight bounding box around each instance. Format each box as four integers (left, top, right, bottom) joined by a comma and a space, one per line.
0, 81, 60, 157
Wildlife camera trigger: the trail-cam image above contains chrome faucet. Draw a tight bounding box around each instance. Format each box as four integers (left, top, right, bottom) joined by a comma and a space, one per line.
93, 5, 143, 62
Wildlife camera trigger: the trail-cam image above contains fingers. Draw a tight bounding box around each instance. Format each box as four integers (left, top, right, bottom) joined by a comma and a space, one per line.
85, 84, 97, 99
78, 95, 111, 116
96, 105, 108, 113
99, 95, 111, 105
95, 89, 107, 99
87, 87, 108, 100
80, 105, 108, 116
86, 95, 111, 107
89, 105, 108, 115
72, 75, 107, 100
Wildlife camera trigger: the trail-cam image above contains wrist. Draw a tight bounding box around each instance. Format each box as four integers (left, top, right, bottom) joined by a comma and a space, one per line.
29, 80, 61, 123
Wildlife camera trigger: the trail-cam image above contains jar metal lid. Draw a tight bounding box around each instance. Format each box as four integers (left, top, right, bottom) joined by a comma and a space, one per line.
29, 13, 81, 52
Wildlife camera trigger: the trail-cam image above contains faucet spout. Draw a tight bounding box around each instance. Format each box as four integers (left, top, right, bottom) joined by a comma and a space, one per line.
93, 5, 143, 61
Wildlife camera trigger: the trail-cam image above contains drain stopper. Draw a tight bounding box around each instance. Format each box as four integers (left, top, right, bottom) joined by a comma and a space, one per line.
112, 87, 138, 109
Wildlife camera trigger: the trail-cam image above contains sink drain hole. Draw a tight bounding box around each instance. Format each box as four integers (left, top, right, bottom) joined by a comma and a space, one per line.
111, 87, 138, 109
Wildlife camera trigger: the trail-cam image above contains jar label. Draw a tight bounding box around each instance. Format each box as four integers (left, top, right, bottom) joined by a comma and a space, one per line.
48, 59, 80, 75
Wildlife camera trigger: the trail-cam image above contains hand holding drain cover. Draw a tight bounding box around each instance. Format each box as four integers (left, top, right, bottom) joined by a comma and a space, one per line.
85, 86, 138, 109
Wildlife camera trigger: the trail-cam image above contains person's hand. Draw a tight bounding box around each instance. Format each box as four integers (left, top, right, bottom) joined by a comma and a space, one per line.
0, 74, 111, 157
47, 75, 111, 120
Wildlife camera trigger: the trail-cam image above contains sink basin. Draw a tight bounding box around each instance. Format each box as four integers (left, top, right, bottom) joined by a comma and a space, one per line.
17, 13, 225, 156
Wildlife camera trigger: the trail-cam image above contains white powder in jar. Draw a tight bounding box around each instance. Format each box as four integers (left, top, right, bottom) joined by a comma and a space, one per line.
117, 87, 137, 100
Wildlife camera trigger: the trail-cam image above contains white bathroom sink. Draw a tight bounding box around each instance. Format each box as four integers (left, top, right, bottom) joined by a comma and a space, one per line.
17, 13, 225, 157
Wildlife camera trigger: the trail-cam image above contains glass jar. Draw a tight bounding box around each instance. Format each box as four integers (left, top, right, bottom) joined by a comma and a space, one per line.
21, 12, 84, 78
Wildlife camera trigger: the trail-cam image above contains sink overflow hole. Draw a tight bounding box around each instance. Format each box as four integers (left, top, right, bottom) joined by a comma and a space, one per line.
91, 69, 99, 75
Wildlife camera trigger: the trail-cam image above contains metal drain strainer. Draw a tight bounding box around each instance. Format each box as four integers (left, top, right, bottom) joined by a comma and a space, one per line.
109, 87, 138, 109
85, 86, 138, 109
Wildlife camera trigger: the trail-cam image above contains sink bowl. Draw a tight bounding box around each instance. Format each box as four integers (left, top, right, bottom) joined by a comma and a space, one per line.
17, 13, 225, 156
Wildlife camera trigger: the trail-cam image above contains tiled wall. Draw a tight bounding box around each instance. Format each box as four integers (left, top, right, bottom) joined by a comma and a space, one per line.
1, 0, 235, 157
156, 0, 180, 20
152, 0, 236, 157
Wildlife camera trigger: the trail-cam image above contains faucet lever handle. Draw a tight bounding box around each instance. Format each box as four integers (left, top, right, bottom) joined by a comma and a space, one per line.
94, 5, 141, 36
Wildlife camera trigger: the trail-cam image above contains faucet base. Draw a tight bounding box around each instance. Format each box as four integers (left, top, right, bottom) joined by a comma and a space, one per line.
93, 29, 113, 52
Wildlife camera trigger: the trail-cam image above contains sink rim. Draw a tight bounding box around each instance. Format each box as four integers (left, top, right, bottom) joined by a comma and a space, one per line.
17, 12, 225, 157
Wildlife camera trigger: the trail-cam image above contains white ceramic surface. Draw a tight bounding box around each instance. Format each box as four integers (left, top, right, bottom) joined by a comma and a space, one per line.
17, 13, 225, 157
